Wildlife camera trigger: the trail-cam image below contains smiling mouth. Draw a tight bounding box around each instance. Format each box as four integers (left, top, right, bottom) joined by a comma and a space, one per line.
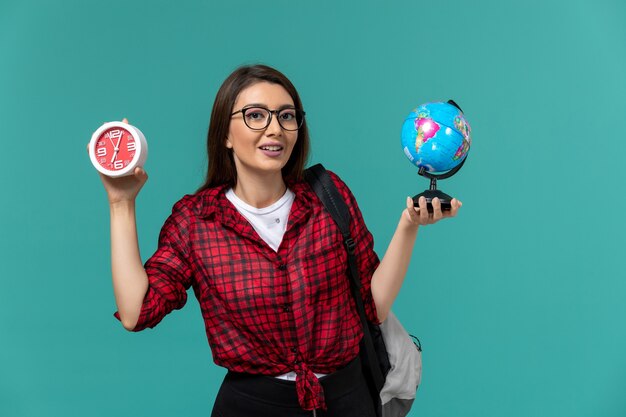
259, 145, 283, 151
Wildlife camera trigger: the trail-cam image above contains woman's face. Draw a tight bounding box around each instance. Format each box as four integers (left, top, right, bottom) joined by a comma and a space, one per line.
227, 81, 299, 182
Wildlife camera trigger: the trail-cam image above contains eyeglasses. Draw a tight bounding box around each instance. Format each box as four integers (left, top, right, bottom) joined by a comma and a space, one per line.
231, 106, 306, 131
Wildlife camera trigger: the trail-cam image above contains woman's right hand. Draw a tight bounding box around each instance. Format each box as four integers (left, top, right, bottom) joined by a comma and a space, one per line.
88, 118, 149, 205
99, 167, 148, 205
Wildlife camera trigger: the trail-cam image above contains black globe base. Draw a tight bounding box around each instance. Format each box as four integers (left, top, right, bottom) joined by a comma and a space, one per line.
412, 189, 453, 213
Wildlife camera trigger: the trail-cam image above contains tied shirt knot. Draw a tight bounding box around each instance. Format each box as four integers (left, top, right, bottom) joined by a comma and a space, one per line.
294, 361, 326, 411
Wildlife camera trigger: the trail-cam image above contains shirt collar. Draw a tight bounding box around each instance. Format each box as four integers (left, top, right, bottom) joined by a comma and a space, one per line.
197, 179, 315, 227
197, 184, 229, 220
284, 179, 315, 229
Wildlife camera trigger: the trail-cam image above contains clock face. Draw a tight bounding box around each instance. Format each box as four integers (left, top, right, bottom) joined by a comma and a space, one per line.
93, 127, 138, 172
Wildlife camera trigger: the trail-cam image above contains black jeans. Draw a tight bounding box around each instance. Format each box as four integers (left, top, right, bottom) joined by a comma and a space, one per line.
211, 356, 376, 417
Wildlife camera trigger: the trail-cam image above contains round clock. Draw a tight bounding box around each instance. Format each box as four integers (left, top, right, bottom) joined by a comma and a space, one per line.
89, 121, 148, 177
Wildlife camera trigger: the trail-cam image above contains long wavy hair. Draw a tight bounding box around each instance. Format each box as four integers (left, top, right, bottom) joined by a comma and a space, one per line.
197, 65, 310, 192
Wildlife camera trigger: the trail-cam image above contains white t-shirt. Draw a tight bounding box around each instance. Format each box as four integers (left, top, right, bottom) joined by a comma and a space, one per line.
225, 188, 295, 252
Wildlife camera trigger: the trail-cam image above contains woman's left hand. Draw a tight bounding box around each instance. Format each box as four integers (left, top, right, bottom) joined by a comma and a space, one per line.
404, 196, 462, 226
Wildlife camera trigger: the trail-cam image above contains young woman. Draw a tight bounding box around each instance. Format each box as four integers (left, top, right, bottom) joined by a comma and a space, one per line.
99, 65, 462, 416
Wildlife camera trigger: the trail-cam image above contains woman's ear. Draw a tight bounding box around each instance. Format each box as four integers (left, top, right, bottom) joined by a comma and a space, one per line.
225, 137, 233, 149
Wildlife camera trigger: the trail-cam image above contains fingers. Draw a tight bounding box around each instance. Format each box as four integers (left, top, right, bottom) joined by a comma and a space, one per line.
447, 198, 463, 218
408, 197, 463, 225
405, 196, 420, 223
431, 197, 443, 222
134, 167, 148, 183
418, 196, 430, 224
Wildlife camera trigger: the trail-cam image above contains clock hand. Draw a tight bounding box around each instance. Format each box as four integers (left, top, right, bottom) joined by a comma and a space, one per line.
108, 136, 120, 163
108, 130, 125, 163
111, 132, 125, 164
115, 133, 123, 150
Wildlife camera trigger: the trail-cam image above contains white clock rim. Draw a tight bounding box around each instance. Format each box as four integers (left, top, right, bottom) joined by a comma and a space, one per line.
89, 121, 147, 178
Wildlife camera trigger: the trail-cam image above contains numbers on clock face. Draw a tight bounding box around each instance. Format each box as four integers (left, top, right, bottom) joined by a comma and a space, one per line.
94, 127, 137, 171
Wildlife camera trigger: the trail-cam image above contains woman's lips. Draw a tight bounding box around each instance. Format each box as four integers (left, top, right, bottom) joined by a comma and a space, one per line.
259, 144, 284, 157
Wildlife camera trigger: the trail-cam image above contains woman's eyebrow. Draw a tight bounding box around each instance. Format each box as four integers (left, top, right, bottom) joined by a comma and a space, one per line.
242, 103, 296, 109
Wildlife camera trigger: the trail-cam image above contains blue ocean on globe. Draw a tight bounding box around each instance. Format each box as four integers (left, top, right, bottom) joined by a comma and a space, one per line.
401, 102, 472, 173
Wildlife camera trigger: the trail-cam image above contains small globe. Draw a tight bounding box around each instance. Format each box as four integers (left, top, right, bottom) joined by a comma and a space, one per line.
401, 101, 472, 173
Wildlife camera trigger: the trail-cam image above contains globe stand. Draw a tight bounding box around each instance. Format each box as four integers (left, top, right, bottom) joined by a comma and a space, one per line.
413, 174, 453, 213
407, 99, 469, 213
413, 156, 466, 213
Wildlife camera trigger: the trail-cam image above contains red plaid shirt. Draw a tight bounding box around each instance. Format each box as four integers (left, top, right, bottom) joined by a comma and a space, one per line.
115, 171, 380, 410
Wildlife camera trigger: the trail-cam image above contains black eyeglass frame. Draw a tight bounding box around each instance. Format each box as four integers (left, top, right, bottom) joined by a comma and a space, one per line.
231, 106, 306, 131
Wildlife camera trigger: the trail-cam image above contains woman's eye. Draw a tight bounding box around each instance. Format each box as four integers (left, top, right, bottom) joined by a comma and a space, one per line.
280, 111, 296, 121
246, 109, 266, 120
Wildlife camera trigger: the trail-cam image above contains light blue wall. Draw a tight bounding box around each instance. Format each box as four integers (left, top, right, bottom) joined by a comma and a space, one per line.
1, 1, 625, 415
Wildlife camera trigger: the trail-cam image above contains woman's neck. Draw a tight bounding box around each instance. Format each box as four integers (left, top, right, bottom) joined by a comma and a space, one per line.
232, 172, 287, 208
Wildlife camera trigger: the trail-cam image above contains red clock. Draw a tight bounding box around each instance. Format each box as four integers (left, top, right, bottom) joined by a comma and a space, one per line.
89, 121, 148, 177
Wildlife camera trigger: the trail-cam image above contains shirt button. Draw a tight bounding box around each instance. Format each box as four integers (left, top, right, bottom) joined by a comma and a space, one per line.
282, 304, 291, 312
278, 264, 287, 271
291, 347, 297, 353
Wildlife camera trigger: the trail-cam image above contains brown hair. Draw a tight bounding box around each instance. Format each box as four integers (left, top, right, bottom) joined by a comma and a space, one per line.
197, 65, 310, 192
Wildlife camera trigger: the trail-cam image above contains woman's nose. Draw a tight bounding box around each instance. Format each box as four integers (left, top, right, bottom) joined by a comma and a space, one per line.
265, 112, 283, 135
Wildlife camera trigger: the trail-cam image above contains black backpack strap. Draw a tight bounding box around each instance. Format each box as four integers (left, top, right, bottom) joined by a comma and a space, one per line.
304, 164, 351, 238
304, 163, 385, 392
